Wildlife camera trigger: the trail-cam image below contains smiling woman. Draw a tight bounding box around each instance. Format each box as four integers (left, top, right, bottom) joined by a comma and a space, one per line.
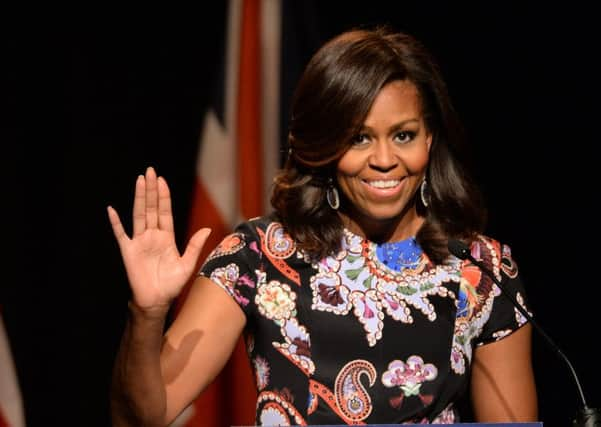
336, 80, 431, 240
274, 29, 486, 263
109, 27, 538, 426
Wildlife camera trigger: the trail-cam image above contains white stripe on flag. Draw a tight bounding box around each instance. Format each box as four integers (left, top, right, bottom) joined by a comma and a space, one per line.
260, 0, 281, 213
198, 0, 242, 230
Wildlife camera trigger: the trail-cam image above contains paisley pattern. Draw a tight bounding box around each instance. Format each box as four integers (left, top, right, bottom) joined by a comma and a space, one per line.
257, 390, 307, 426
310, 229, 460, 347
200, 217, 531, 425
308, 360, 378, 426
204, 232, 246, 263
258, 227, 301, 286
334, 360, 377, 422
265, 222, 296, 259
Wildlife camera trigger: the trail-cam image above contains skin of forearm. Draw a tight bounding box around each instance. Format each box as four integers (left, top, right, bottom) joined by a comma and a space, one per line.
111, 302, 171, 427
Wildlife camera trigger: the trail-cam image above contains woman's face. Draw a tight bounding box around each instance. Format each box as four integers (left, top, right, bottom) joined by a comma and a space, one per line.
336, 80, 431, 236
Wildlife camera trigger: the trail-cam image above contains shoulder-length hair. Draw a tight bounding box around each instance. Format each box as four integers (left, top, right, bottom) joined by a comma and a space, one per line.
271, 27, 486, 263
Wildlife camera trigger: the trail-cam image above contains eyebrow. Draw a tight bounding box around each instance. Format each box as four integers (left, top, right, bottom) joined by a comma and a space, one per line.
360, 118, 421, 132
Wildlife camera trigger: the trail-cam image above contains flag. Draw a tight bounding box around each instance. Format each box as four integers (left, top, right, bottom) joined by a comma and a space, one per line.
171, 0, 282, 426
0, 310, 25, 427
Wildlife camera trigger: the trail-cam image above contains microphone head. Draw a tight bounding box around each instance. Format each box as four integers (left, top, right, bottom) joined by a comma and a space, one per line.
448, 238, 471, 260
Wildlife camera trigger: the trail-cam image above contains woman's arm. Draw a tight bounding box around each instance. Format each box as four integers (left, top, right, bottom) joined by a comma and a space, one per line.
110, 303, 170, 427
108, 167, 244, 426
110, 277, 246, 427
160, 276, 246, 424
470, 323, 538, 422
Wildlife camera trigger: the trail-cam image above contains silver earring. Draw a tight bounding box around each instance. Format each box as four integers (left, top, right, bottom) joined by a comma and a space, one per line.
326, 179, 340, 210
420, 179, 429, 207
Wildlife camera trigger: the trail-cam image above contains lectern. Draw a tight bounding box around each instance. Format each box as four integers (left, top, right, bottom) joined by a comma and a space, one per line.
236, 423, 543, 426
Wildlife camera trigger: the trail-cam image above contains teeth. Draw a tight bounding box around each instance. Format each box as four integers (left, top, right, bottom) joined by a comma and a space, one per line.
366, 180, 400, 189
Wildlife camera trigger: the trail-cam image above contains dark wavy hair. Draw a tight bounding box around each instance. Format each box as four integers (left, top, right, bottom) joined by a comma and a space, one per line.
271, 27, 486, 263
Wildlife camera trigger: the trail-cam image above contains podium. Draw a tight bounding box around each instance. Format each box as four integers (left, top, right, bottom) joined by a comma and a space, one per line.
235, 424, 543, 426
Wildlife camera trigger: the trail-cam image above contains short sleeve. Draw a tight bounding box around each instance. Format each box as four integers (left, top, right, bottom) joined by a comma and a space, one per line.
474, 242, 533, 346
199, 221, 262, 319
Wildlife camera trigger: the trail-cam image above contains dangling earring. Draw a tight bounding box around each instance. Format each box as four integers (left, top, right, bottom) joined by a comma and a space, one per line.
326, 178, 340, 210
420, 179, 429, 208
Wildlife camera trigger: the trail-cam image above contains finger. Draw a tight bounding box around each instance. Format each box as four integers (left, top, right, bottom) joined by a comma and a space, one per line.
107, 206, 131, 249
145, 166, 159, 229
157, 176, 174, 232
181, 228, 212, 268
132, 175, 146, 236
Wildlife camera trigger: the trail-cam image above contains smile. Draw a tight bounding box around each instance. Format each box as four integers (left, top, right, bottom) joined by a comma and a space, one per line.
363, 179, 401, 189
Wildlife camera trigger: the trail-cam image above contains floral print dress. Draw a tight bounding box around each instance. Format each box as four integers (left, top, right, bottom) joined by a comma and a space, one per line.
199, 216, 531, 425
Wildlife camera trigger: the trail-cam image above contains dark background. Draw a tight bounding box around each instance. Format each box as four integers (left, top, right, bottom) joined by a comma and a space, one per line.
5, 1, 600, 426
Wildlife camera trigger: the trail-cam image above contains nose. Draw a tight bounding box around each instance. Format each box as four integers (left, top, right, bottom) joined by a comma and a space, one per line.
368, 141, 398, 172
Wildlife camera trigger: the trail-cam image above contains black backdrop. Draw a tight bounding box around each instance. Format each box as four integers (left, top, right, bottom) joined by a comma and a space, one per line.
5, 1, 600, 426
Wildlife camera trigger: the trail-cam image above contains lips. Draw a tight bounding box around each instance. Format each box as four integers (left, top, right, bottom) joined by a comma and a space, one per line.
363, 179, 401, 189
360, 177, 405, 198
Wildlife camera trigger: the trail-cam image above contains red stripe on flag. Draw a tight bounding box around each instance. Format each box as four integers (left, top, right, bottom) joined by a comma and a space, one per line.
174, 180, 229, 314
227, 338, 256, 426
175, 180, 230, 427
180, 0, 264, 425
228, 0, 261, 424
238, 0, 263, 219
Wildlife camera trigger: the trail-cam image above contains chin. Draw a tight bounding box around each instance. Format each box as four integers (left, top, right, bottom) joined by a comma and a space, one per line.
363, 210, 404, 222
359, 203, 417, 223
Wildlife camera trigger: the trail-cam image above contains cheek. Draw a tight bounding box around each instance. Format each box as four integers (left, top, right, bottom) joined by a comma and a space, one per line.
404, 146, 430, 173
336, 156, 364, 201
336, 153, 364, 177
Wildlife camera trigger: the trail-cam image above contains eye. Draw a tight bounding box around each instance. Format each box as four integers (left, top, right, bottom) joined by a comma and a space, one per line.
351, 133, 370, 146
394, 131, 416, 144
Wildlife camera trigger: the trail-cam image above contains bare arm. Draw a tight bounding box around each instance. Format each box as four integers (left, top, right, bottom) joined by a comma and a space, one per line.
108, 167, 244, 426
160, 276, 246, 423
470, 323, 538, 422
110, 276, 246, 427
110, 303, 170, 427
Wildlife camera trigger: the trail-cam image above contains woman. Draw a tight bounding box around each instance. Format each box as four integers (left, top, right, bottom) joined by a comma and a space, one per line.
108, 28, 537, 425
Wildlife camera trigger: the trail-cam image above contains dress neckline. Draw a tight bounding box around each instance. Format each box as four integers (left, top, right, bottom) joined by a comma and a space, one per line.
375, 236, 423, 272
343, 228, 424, 272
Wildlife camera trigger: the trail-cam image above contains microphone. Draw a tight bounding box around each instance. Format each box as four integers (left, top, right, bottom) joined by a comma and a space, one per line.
448, 238, 600, 427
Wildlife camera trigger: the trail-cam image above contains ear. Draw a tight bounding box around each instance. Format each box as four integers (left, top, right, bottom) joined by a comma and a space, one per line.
426, 133, 433, 152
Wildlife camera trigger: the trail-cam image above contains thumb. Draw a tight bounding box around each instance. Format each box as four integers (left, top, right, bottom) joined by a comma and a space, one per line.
181, 228, 212, 267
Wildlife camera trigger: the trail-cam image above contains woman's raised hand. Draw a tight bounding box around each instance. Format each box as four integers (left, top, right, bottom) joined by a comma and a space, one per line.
107, 167, 211, 310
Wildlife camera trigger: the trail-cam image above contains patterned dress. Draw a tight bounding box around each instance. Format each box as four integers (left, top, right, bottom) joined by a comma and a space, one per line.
200, 216, 531, 425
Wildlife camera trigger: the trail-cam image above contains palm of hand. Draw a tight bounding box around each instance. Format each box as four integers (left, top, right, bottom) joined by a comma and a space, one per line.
121, 228, 191, 308
108, 167, 210, 310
